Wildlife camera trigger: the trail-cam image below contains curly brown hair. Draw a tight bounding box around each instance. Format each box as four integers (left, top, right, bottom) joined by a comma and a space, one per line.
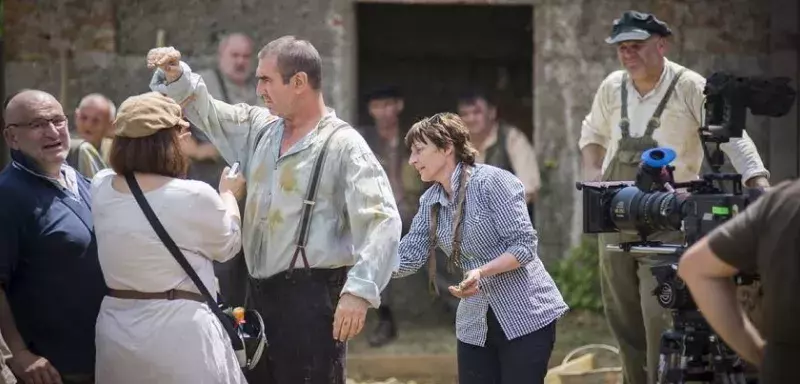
108, 126, 188, 178
404, 112, 478, 165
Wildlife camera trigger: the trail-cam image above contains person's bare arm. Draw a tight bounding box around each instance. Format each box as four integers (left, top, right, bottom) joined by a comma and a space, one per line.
0, 287, 25, 359
677, 238, 765, 366
678, 187, 774, 368
581, 144, 606, 181
0, 287, 62, 384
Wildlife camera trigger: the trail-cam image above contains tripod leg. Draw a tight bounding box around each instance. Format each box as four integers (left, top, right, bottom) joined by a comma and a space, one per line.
657, 352, 685, 384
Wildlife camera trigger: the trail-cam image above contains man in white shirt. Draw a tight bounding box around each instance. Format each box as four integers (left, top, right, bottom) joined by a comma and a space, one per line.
579, 11, 770, 384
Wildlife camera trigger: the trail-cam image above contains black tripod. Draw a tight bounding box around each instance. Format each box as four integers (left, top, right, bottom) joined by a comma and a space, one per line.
650, 262, 751, 384
657, 310, 749, 384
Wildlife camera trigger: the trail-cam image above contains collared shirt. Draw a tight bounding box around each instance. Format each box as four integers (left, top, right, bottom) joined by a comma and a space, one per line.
359, 126, 426, 234
151, 62, 402, 308
66, 138, 108, 180
196, 68, 260, 106
0, 151, 106, 375
579, 58, 769, 184
475, 123, 541, 199
395, 163, 568, 346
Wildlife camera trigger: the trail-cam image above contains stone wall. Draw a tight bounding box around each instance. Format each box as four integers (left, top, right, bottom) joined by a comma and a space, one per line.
5, 0, 797, 267
4, 0, 355, 122
532, 0, 798, 261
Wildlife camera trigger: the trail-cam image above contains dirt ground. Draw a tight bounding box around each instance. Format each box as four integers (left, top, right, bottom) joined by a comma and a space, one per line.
345, 308, 618, 384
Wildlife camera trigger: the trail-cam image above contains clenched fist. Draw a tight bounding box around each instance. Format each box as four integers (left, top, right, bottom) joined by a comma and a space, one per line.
147, 46, 183, 83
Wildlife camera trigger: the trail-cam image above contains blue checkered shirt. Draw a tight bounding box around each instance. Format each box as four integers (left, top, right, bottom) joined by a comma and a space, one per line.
395, 163, 569, 346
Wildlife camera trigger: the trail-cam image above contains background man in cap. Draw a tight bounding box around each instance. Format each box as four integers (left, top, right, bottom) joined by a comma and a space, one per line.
359, 86, 424, 347
578, 10, 769, 384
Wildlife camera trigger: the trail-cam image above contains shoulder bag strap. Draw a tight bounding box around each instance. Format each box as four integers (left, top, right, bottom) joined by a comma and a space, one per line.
426, 204, 441, 295
287, 122, 351, 275
125, 173, 244, 351
448, 165, 473, 273
425, 165, 472, 295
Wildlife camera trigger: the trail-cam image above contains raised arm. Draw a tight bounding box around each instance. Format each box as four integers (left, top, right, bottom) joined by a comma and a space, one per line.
146, 47, 276, 173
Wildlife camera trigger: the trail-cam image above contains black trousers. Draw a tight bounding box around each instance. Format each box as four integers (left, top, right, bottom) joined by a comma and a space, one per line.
244, 267, 348, 384
457, 308, 556, 384
214, 249, 249, 307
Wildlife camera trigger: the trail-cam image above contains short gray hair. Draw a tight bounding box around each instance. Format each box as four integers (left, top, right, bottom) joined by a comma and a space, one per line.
78, 93, 116, 121
257, 36, 322, 90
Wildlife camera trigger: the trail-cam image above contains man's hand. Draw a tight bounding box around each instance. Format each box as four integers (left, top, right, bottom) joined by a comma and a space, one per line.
9, 349, 62, 384
448, 269, 481, 299
146, 46, 183, 83
745, 176, 770, 189
332, 293, 369, 342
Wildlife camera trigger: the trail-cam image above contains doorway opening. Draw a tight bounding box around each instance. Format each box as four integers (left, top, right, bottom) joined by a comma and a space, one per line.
356, 2, 534, 140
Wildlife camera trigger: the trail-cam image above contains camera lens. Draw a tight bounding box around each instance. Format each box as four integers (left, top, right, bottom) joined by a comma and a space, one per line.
607, 186, 683, 235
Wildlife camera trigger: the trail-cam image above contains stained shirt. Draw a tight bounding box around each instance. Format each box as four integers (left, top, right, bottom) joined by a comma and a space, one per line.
150, 62, 401, 308
579, 58, 769, 184
395, 163, 568, 346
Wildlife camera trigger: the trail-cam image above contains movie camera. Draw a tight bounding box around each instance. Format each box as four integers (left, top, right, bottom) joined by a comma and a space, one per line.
575, 72, 796, 383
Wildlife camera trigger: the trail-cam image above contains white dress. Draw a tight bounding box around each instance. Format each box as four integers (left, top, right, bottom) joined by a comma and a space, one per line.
91, 169, 247, 384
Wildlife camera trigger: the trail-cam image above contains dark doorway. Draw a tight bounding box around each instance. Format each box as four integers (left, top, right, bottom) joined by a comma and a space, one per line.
356, 3, 534, 139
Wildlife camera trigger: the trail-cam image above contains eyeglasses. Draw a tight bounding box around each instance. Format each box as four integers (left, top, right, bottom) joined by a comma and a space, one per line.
6, 115, 68, 130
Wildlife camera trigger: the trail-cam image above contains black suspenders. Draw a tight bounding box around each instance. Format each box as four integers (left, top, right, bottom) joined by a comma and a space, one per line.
287, 122, 350, 276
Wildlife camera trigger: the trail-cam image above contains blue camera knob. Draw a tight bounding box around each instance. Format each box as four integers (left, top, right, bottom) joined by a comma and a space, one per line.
642, 147, 677, 168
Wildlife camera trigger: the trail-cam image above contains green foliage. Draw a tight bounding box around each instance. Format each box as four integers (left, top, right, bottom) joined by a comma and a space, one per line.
550, 235, 604, 313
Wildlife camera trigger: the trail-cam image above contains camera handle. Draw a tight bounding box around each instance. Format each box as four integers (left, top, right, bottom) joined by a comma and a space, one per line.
606, 241, 684, 256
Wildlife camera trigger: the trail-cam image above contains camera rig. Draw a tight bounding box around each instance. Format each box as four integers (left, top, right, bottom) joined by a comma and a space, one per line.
575, 72, 796, 384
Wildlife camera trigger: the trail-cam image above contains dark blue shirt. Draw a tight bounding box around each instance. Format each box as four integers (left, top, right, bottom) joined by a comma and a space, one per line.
0, 151, 106, 375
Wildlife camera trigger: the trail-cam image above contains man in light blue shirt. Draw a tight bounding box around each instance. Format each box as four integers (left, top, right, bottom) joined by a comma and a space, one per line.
147, 36, 401, 384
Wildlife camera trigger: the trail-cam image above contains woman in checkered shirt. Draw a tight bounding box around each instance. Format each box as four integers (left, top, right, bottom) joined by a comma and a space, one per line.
393, 112, 568, 384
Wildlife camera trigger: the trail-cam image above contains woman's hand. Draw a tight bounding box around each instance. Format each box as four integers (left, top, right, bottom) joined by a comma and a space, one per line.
448, 268, 482, 299
219, 166, 246, 201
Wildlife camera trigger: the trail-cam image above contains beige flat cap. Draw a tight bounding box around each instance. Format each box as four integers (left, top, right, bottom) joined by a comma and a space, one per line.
114, 92, 189, 138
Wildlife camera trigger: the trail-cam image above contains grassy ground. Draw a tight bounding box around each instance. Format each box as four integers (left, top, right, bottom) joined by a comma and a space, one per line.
346, 308, 618, 383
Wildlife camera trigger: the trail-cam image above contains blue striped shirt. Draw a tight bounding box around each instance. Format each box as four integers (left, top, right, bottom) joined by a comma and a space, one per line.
395, 163, 569, 346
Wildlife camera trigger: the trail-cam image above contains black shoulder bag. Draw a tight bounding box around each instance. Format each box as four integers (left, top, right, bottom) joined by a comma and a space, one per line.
126, 173, 266, 371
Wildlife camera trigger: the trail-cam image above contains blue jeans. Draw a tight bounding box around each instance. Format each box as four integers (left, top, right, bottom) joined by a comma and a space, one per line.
457, 307, 556, 384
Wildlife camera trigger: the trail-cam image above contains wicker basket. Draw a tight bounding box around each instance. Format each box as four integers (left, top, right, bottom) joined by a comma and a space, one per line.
545, 344, 622, 384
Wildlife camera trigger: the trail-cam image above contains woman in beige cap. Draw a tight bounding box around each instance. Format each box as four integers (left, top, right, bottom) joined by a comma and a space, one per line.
90, 92, 247, 383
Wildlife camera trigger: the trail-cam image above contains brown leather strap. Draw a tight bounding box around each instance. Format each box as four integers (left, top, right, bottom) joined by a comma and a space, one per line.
427, 204, 441, 295
426, 165, 473, 296
108, 289, 205, 303
449, 166, 472, 273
